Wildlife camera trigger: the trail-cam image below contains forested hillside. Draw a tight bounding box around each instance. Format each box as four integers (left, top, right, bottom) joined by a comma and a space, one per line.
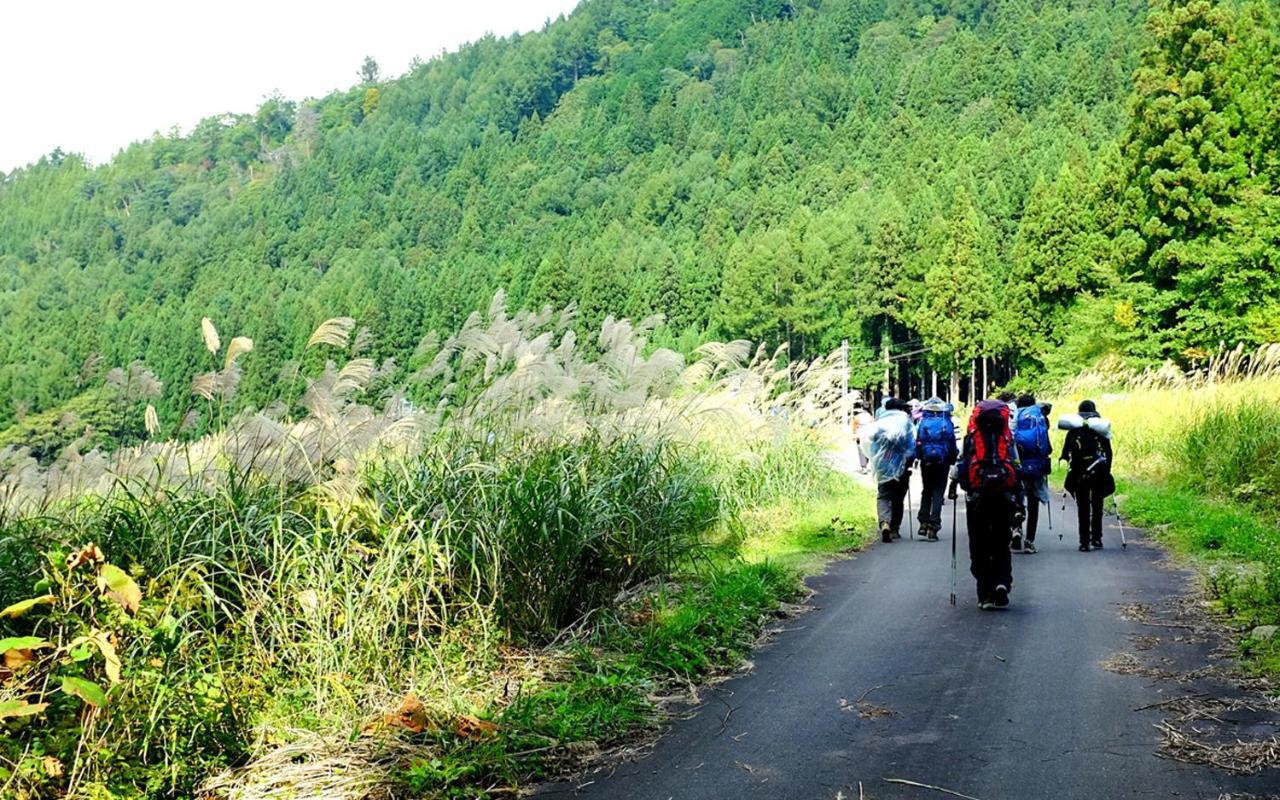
1, 0, 1276, 447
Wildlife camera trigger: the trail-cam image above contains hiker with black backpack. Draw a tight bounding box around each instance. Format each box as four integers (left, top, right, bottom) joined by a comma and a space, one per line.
915, 397, 958, 542
863, 397, 916, 543
949, 399, 1023, 609
1060, 400, 1115, 551
1011, 394, 1052, 554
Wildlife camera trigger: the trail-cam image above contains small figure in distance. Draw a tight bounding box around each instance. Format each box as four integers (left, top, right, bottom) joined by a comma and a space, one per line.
852, 401, 875, 475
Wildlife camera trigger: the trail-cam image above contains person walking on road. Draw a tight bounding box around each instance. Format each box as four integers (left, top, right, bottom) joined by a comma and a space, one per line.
951, 399, 1022, 609
1061, 400, 1115, 551
915, 397, 958, 542
1011, 394, 1052, 553
863, 397, 915, 543
852, 403, 874, 474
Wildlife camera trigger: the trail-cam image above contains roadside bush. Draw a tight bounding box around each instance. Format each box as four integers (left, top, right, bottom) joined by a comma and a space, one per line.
1178, 401, 1280, 520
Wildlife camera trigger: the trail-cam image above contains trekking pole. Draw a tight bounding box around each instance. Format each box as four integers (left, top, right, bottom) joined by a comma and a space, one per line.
1060, 490, 1068, 541
1113, 496, 1128, 550
950, 490, 958, 606
906, 476, 915, 541
906, 486, 916, 542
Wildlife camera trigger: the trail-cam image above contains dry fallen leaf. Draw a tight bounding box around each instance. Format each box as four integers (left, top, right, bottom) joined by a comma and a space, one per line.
454, 714, 499, 740
67, 543, 106, 570
42, 756, 64, 778
4, 648, 37, 670
376, 693, 430, 734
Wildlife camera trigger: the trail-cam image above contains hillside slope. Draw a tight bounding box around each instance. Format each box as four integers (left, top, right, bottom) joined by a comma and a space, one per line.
1, 0, 1274, 446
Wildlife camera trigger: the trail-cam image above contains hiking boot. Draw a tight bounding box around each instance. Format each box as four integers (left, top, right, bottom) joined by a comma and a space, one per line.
979, 600, 995, 611
1078, 543, 1091, 552
1092, 539, 1103, 549
1023, 541, 1037, 554
1010, 534, 1022, 551
891, 529, 902, 540
926, 527, 939, 542
880, 523, 893, 544
993, 585, 1010, 608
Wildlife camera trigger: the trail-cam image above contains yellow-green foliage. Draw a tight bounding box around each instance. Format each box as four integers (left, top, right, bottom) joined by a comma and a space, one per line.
1054, 344, 1280, 488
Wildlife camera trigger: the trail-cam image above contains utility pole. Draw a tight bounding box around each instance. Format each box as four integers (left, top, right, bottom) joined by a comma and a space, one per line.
882, 338, 891, 400
841, 339, 849, 430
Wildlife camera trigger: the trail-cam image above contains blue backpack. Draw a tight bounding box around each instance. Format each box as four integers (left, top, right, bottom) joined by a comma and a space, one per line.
1014, 406, 1050, 475
916, 410, 956, 467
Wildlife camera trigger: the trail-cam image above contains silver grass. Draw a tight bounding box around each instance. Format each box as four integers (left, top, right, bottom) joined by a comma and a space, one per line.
307, 317, 357, 349
201, 317, 221, 355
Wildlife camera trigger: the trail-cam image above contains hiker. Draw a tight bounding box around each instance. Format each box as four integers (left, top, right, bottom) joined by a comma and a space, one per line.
950, 399, 1023, 609
852, 402, 875, 474
914, 397, 958, 542
1011, 394, 1051, 553
1061, 400, 1115, 551
863, 397, 915, 543
998, 391, 1018, 430
909, 398, 923, 424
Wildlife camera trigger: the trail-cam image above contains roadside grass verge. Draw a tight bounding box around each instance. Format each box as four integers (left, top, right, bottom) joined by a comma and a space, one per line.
0, 299, 873, 799
401, 474, 875, 798
1053, 349, 1280, 677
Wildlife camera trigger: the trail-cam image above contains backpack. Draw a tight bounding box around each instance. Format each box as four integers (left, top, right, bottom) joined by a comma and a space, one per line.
1013, 406, 1050, 475
965, 402, 1017, 494
916, 410, 954, 467
1069, 427, 1108, 475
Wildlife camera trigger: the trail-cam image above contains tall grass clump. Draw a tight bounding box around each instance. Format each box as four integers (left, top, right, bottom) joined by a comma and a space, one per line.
0, 294, 855, 799
1055, 343, 1280, 490
1053, 343, 1280, 630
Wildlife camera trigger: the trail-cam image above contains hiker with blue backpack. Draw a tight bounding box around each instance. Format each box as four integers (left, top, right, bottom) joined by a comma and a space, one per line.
914, 397, 958, 542
1011, 394, 1052, 554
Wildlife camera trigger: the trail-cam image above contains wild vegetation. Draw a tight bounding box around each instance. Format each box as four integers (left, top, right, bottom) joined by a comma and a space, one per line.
2, 0, 1279, 795
3, 0, 1277, 448
0, 297, 870, 799
1053, 345, 1280, 671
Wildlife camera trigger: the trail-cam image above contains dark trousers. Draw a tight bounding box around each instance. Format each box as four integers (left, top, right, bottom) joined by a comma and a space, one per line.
967, 492, 1014, 600
918, 464, 949, 531
877, 474, 910, 534
1076, 483, 1105, 545
1018, 475, 1043, 542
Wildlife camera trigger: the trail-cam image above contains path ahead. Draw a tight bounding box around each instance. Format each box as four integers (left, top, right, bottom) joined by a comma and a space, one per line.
537, 482, 1280, 799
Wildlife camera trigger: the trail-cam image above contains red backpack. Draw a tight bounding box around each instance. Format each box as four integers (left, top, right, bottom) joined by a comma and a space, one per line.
965, 401, 1017, 494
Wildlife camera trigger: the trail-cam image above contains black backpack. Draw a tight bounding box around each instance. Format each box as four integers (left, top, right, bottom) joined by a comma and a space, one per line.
1070, 428, 1109, 476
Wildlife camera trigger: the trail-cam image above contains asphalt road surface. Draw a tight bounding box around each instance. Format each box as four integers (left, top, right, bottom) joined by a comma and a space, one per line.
536, 488, 1280, 800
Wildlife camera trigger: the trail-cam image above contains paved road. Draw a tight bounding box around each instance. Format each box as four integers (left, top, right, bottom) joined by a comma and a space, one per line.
537, 487, 1280, 800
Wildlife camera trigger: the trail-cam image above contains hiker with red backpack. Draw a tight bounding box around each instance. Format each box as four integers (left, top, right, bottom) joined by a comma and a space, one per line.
949, 399, 1024, 609
1011, 394, 1052, 554
1060, 400, 1115, 551
915, 398, 958, 542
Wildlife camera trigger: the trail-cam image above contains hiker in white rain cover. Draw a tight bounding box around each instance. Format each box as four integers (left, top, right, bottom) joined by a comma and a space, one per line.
1060, 400, 1115, 552
863, 397, 916, 543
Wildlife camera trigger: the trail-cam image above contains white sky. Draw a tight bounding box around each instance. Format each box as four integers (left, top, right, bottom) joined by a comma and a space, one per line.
0, 0, 582, 173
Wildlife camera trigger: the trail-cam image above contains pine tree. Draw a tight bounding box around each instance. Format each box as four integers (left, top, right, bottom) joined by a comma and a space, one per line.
914, 188, 1001, 396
